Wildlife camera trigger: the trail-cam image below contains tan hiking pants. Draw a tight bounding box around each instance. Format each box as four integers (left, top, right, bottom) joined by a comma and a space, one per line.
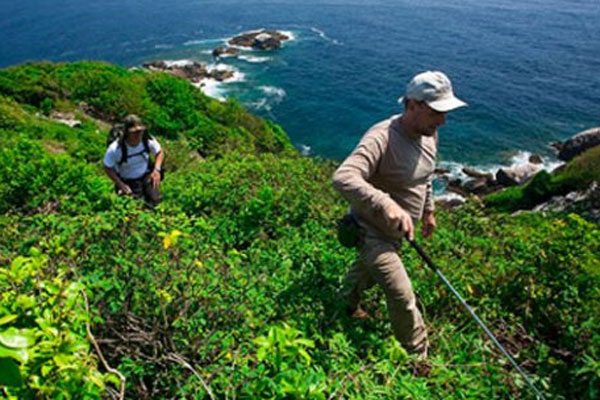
345, 236, 428, 355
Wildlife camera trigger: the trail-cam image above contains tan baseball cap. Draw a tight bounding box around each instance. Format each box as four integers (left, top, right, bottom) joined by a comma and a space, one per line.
399, 71, 467, 112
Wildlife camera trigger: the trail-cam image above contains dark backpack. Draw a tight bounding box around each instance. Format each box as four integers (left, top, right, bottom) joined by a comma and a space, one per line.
107, 123, 152, 166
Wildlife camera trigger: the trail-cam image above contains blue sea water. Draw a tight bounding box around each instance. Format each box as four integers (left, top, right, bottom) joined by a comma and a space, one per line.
2, 0, 599, 171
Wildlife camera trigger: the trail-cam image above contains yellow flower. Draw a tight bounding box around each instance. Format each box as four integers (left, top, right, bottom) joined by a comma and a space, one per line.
163, 230, 182, 249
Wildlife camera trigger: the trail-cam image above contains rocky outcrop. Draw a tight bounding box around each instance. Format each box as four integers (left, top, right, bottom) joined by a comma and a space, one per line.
440, 158, 548, 198
212, 46, 239, 58
50, 111, 81, 128
436, 195, 466, 210
462, 167, 494, 180
142, 61, 234, 83
534, 181, 600, 223
552, 127, 600, 161
496, 162, 543, 187
228, 30, 290, 50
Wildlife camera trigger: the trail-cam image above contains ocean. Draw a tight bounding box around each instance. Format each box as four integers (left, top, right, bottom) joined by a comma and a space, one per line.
2, 0, 599, 177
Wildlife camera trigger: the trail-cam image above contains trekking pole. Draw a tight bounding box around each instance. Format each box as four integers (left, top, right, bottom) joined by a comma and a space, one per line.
406, 237, 547, 400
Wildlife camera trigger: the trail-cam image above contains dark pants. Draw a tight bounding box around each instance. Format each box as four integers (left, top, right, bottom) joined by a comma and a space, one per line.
119, 173, 161, 207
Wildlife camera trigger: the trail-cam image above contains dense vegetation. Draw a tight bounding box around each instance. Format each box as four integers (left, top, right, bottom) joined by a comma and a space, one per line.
0, 62, 598, 399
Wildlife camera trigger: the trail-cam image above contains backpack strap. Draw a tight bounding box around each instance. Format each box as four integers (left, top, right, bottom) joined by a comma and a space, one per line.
118, 134, 154, 166
142, 132, 151, 155
118, 138, 128, 165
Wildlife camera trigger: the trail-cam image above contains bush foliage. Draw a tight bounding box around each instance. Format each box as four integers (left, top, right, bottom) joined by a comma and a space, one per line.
0, 62, 598, 399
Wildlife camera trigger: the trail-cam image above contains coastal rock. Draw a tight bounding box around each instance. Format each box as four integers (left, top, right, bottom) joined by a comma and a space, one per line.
496, 163, 543, 186
446, 179, 469, 197
228, 29, 290, 50
462, 167, 494, 180
254, 34, 281, 50
533, 181, 600, 223
141, 60, 234, 83
436, 195, 466, 210
212, 46, 239, 58
143, 60, 168, 70
444, 166, 503, 197
529, 154, 543, 164
463, 178, 490, 195
179, 62, 209, 82
553, 127, 600, 161
209, 68, 235, 81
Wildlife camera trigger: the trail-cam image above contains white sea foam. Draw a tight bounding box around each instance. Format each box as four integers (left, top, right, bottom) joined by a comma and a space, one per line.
259, 86, 286, 99
238, 55, 271, 63
248, 98, 270, 111
506, 150, 564, 173
280, 30, 296, 42
190, 64, 245, 101
206, 63, 246, 82
299, 144, 311, 156
245, 86, 286, 111
163, 59, 195, 68
310, 27, 342, 45
194, 79, 226, 102
154, 44, 174, 49
246, 87, 285, 112
184, 38, 223, 46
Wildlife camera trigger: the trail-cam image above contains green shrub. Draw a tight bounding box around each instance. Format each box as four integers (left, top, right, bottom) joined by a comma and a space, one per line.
0, 250, 108, 399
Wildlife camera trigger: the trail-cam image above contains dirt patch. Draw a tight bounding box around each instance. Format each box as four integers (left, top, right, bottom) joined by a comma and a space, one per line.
43, 140, 66, 154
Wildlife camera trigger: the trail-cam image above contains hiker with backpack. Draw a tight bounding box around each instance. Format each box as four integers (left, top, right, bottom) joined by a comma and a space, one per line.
103, 114, 164, 207
333, 71, 467, 358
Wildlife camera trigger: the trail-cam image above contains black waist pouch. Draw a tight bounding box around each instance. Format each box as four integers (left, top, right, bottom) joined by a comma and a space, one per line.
337, 214, 363, 248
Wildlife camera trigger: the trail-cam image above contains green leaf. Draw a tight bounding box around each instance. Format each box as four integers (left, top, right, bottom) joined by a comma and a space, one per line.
0, 315, 18, 326
53, 353, 73, 369
0, 344, 28, 363
41, 364, 54, 377
0, 327, 35, 348
16, 295, 36, 310
0, 357, 22, 387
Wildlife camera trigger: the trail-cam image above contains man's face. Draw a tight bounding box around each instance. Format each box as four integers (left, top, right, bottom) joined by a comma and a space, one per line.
413, 101, 446, 137
127, 125, 144, 143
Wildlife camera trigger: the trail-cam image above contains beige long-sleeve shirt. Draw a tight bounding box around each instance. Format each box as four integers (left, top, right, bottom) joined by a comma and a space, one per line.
333, 114, 436, 240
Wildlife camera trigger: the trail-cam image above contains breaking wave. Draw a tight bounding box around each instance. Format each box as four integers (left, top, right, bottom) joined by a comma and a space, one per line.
309, 27, 342, 45
238, 55, 271, 63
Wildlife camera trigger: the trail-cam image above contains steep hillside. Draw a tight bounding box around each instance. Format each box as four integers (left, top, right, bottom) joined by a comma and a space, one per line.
0, 62, 598, 399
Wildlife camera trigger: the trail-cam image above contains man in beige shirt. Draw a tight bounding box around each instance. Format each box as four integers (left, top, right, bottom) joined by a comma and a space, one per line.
333, 71, 467, 357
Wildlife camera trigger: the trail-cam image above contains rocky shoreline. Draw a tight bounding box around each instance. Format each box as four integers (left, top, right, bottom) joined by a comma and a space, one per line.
438, 153, 546, 200
140, 30, 291, 89
436, 126, 600, 217
142, 60, 236, 84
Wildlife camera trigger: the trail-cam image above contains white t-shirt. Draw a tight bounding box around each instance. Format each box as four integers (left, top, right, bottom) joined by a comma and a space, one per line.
103, 138, 161, 179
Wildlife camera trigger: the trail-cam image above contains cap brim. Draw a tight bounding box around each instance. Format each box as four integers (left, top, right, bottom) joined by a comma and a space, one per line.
427, 96, 467, 112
